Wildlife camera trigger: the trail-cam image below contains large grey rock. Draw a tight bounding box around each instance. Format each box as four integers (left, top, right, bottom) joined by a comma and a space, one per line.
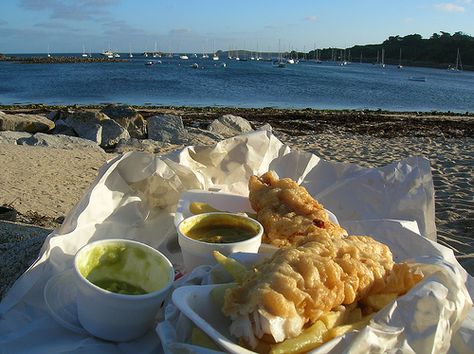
147, 115, 187, 144
50, 119, 77, 136
100, 119, 130, 148
114, 138, 177, 154
0, 131, 32, 144
185, 127, 223, 146
208, 114, 253, 138
64, 111, 107, 144
16, 133, 103, 151
100, 105, 147, 139
0, 111, 55, 133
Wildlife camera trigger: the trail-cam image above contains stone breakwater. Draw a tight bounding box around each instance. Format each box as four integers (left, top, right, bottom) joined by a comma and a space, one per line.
0, 56, 128, 64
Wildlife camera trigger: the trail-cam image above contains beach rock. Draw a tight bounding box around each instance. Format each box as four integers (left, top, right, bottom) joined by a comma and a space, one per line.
100, 119, 130, 148
48, 108, 75, 122
208, 114, 254, 138
114, 138, 171, 154
16, 133, 103, 151
100, 105, 147, 139
147, 114, 187, 144
0, 131, 32, 144
64, 111, 107, 144
0, 111, 55, 133
50, 119, 77, 136
185, 127, 223, 146
257, 123, 273, 132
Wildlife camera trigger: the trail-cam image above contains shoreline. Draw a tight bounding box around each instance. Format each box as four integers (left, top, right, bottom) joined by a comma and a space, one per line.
1, 104, 473, 139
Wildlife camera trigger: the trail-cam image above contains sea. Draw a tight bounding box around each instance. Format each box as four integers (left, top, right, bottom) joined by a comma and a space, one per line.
1, 53, 474, 112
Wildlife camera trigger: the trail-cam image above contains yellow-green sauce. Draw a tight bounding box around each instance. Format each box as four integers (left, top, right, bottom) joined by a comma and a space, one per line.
185, 220, 257, 243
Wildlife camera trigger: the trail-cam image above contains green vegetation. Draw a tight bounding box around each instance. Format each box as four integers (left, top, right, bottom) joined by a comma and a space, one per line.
306, 32, 474, 70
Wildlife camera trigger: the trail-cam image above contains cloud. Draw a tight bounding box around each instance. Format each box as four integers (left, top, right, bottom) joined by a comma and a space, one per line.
403, 17, 415, 23
304, 16, 317, 22
101, 19, 145, 36
434, 3, 465, 12
20, 0, 119, 21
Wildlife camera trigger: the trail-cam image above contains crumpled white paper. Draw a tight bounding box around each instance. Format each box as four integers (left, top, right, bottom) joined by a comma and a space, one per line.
0, 130, 472, 354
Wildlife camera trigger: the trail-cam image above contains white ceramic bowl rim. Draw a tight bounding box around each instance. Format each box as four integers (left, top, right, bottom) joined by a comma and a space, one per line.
177, 212, 264, 247
73, 238, 174, 300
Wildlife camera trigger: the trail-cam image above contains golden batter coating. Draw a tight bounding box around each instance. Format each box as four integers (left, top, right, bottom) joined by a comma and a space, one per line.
249, 171, 347, 247
223, 233, 422, 346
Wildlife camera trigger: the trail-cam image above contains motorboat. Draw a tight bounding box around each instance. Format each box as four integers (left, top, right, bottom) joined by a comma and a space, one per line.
191, 62, 199, 69
102, 50, 114, 58
180, 55, 189, 60
114, 53, 120, 58
287, 58, 295, 64
145, 61, 155, 66
212, 54, 219, 61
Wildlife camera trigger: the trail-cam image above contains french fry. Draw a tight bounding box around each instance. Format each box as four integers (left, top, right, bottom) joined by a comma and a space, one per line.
319, 309, 346, 329
189, 201, 220, 215
324, 314, 374, 342
269, 320, 327, 354
191, 326, 220, 351
346, 307, 363, 323
210, 283, 236, 309
362, 293, 398, 311
213, 251, 247, 282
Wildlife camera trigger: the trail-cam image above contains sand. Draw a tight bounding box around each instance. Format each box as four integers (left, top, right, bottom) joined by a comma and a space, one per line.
0, 109, 473, 298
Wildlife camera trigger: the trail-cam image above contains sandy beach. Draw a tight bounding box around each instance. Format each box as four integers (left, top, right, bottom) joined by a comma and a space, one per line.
1, 106, 473, 298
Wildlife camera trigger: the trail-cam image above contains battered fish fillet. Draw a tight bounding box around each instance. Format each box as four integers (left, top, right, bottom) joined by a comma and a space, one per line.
223, 233, 423, 348
249, 171, 347, 247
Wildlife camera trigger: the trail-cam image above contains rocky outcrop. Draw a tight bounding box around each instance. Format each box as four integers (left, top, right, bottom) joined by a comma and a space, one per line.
147, 115, 187, 144
100, 105, 147, 139
100, 119, 130, 148
63, 111, 129, 148
208, 114, 254, 138
0, 131, 32, 144
64, 111, 107, 144
0, 111, 55, 133
50, 119, 77, 136
185, 127, 223, 146
114, 138, 179, 154
16, 133, 103, 151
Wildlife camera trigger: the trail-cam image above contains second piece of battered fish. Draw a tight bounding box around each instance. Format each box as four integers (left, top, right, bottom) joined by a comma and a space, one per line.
249, 171, 347, 247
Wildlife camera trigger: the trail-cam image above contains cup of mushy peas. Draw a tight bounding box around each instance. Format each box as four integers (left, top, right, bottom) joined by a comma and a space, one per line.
178, 212, 263, 271
73, 239, 174, 341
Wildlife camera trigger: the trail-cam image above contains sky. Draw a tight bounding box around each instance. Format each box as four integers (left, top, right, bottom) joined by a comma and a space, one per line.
0, 0, 473, 54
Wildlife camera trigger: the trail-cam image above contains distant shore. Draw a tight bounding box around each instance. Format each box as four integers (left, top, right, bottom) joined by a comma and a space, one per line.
0, 55, 128, 64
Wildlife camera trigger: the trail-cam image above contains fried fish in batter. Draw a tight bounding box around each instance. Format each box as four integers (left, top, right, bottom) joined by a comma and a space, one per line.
223, 233, 423, 348
249, 171, 347, 247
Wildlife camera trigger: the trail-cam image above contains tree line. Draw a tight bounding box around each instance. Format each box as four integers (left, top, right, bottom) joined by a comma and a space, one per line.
306, 32, 473, 70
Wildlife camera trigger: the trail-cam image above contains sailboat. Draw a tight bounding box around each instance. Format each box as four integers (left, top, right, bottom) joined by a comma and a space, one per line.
152, 42, 161, 58
129, 45, 133, 58
380, 48, 385, 68
397, 48, 403, 69
82, 44, 88, 57
47, 45, 51, 58
449, 48, 463, 71
274, 39, 286, 68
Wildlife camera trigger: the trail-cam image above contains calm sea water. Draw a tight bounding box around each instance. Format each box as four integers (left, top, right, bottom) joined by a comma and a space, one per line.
1, 53, 473, 112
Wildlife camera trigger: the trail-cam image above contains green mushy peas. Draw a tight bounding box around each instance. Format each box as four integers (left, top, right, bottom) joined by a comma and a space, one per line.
184, 214, 258, 243
91, 278, 147, 295
77, 242, 171, 296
